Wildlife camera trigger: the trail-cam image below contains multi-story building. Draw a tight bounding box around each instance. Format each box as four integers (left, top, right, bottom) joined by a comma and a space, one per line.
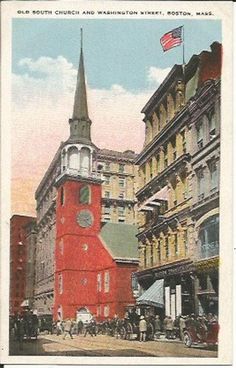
135, 42, 221, 319
97, 148, 138, 224
33, 38, 138, 319
10, 215, 36, 315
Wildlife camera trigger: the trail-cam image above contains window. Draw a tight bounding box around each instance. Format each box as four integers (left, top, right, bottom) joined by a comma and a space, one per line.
174, 234, 178, 256
97, 273, 102, 292
104, 271, 110, 293
197, 169, 205, 199
119, 192, 125, 199
119, 164, 125, 173
104, 205, 111, 215
118, 206, 125, 216
104, 191, 110, 198
97, 305, 101, 317
163, 145, 168, 168
150, 243, 153, 266
156, 154, 160, 173
80, 147, 91, 175
149, 160, 153, 179
209, 111, 216, 140
199, 215, 219, 259
58, 274, 63, 294
60, 187, 64, 206
209, 161, 218, 190
171, 136, 177, 161
165, 237, 169, 259
59, 239, 64, 255
104, 305, 110, 317
79, 185, 90, 204
181, 130, 186, 153
104, 162, 110, 171
183, 229, 188, 256
119, 178, 125, 188
104, 175, 110, 185
197, 123, 204, 149
157, 240, 161, 262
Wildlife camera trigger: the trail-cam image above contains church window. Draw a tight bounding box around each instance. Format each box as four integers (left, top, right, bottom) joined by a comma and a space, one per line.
60, 187, 64, 206
97, 273, 102, 292
104, 305, 110, 317
68, 146, 79, 170
80, 147, 91, 175
104, 271, 110, 293
79, 185, 91, 204
104, 191, 110, 198
58, 274, 63, 294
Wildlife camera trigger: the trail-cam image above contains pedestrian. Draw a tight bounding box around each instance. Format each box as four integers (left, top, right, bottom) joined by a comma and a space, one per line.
179, 315, 186, 341
77, 319, 84, 335
154, 315, 161, 340
14, 314, 25, 350
165, 316, 174, 339
63, 319, 73, 340
56, 320, 62, 336
139, 315, 147, 342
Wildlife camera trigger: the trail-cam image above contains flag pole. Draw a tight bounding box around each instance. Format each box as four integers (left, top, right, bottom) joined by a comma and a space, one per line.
182, 25, 185, 65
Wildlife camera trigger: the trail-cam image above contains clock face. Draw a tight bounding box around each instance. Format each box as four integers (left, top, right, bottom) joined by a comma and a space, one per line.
76, 210, 94, 228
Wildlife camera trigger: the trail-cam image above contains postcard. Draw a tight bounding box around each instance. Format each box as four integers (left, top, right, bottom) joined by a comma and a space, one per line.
0, 0, 233, 365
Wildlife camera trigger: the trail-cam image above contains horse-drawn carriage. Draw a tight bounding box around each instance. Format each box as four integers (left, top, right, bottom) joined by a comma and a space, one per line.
117, 306, 156, 341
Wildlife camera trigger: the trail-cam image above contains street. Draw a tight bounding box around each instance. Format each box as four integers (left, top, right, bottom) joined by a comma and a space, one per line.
10, 333, 218, 357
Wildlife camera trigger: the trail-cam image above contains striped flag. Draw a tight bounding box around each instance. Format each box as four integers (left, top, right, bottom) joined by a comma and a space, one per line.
160, 26, 183, 52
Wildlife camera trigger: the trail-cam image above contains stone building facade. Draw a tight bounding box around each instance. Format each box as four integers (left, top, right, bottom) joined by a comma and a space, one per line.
10, 215, 36, 314
135, 42, 221, 318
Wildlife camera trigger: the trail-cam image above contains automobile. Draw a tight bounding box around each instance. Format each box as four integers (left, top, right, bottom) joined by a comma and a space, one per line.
183, 320, 219, 348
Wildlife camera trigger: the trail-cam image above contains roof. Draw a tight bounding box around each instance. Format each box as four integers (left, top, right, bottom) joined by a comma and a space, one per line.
100, 222, 139, 262
97, 148, 137, 161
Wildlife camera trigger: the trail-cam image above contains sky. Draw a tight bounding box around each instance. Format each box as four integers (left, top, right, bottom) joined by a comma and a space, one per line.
11, 18, 221, 216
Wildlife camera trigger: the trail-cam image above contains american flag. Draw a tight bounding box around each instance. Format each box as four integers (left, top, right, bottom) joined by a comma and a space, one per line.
160, 26, 183, 52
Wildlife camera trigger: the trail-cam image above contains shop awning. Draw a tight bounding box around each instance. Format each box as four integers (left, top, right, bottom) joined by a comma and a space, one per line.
136, 279, 164, 308
20, 299, 29, 307
138, 186, 168, 212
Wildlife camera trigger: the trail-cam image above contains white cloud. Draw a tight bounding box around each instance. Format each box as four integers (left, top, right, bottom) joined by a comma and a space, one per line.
11, 56, 169, 214
147, 66, 171, 86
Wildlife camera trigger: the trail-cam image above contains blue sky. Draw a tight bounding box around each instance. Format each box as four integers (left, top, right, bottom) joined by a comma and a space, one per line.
12, 19, 221, 91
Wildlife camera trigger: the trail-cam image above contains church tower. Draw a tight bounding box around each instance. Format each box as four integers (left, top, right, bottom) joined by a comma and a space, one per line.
53, 30, 104, 320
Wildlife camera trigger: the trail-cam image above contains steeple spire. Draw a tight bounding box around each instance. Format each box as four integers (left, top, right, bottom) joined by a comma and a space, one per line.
68, 28, 92, 143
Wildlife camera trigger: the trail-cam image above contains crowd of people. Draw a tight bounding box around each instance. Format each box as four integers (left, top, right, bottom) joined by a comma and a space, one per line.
10, 309, 218, 349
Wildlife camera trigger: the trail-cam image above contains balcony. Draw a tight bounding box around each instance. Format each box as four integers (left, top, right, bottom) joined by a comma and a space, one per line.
200, 241, 219, 259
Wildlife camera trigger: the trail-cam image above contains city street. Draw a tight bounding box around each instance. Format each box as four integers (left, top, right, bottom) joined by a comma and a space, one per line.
10, 333, 218, 357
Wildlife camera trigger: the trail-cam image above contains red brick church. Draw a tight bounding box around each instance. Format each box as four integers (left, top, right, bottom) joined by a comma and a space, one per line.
51, 37, 139, 320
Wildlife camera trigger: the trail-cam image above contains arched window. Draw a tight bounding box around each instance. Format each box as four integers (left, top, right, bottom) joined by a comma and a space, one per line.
199, 215, 219, 259
68, 146, 79, 170
80, 147, 91, 176
79, 185, 91, 204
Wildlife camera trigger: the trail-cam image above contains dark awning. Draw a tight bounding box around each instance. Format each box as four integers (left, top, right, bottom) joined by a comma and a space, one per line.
136, 279, 164, 308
